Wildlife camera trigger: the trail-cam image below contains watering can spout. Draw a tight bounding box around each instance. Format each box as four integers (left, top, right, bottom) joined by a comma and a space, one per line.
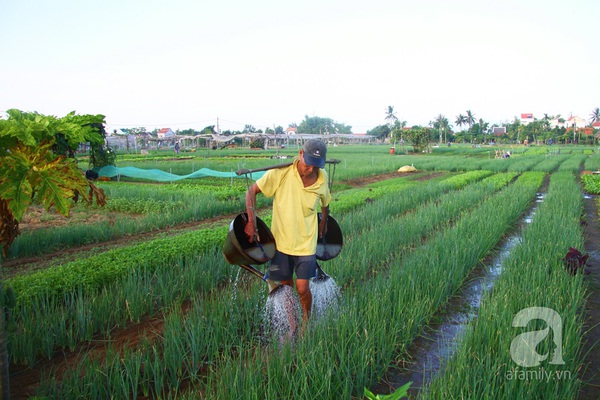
266, 279, 281, 293
238, 264, 282, 293
313, 262, 330, 282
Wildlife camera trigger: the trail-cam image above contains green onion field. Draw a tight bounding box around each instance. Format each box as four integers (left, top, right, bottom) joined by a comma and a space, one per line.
4, 143, 600, 399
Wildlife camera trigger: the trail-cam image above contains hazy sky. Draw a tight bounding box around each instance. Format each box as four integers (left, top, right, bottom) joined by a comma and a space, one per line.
2, 0, 598, 133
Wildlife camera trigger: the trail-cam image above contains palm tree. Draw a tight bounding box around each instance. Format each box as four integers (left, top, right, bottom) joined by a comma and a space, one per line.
478, 118, 489, 143
455, 114, 466, 131
385, 106, 398, 128
385, 106, 399, 143
432, 114, 450, 143
590, 107, 600, 124
465, 110, 475, 129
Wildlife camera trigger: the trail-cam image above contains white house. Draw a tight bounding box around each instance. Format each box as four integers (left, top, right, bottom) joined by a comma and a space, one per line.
566, 115, 587, 129
548, 118, 566, 129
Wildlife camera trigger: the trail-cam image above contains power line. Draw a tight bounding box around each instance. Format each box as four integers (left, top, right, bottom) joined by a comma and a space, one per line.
106, 118, 218, 127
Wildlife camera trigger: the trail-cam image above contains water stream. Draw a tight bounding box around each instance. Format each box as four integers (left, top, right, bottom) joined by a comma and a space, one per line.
263, 285, 300, 345
310, 273, 342, 323
378, 191, 546, 395
261, 263, 343, 344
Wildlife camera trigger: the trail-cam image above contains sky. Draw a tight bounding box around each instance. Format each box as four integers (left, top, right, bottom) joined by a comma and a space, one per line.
1, 0, 599, 133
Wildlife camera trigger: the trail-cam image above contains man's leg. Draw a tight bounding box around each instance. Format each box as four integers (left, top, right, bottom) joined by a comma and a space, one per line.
295, 278, 312, 321
280, 279, 294, 287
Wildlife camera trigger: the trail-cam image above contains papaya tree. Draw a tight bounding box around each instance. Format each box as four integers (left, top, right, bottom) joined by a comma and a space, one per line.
0, 109, 108, 398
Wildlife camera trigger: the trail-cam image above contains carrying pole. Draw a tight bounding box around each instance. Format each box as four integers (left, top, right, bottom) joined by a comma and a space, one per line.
236, 159, 340, 177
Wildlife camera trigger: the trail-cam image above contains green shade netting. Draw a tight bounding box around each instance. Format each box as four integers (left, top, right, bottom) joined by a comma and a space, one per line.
97, 165, 266, 182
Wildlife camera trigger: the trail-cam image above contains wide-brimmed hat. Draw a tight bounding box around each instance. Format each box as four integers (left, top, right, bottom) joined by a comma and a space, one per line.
302, 139, 327, 169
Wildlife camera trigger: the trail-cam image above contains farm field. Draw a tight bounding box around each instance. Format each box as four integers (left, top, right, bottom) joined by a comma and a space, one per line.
3, 144, 600, 399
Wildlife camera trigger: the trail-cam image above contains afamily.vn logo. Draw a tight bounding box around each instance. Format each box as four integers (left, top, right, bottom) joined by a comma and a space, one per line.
509, 306, 565, 367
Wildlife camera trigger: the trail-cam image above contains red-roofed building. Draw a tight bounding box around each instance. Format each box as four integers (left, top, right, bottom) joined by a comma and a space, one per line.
520, 113, 534, 125
492, 126, 507, 135
285, 127, 297, 134
157, 128, 175, 139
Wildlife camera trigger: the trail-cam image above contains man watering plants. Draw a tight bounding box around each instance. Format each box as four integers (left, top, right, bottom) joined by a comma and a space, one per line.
244, 139, 331, 325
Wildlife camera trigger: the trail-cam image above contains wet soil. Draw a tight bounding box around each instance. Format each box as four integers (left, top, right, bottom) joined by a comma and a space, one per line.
579, 194, 600, 400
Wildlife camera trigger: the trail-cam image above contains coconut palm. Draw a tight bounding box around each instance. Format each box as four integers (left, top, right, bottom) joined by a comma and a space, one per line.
478, 118, 489, 143
431, 114, 450, 143
588, 108, 598, 123
455, 114, 466, 131
385, 106, 398, 128
465, 110, 475, 128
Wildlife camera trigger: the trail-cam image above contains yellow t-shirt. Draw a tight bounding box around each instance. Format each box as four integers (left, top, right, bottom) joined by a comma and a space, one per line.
256, 159, 331, 256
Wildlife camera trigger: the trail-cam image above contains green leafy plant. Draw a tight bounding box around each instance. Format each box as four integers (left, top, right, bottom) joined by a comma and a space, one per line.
581, 173, 600, 194
0, 109, 107, 254
364, 382, 412, 399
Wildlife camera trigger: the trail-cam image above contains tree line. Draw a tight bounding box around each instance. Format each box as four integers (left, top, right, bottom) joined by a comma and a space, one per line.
366, 106, 600, 150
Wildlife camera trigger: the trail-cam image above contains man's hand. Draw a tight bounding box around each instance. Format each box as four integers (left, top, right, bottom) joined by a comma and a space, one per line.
244, 220, 258, 243
244, 183, 262, 243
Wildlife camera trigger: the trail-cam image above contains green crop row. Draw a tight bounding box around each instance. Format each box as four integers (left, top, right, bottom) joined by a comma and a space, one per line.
8, 181, 255, 259
530, 154, 569, 173
7, 226, 227, 305
558, 154, 587, 173
424, 172, 586, 399
581, 173, 600, 194
440, 170, 493, 188
101, 197, 186, 214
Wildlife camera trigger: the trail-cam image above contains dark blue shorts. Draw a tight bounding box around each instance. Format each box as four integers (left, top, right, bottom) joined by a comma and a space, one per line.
268, 251, 316, 281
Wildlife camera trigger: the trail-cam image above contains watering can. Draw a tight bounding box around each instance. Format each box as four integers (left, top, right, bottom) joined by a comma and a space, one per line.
316, 213, 343, 261
222, 213, 275, 265
311, 213, 344, 284
222, 213, 283, 293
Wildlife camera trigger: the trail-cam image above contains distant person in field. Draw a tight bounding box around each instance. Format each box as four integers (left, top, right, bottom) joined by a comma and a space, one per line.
174, 142, 180, 154
244, 139, 331, 326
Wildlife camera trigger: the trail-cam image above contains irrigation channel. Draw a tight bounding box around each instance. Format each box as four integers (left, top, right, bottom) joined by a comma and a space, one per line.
372, 190, 547, 397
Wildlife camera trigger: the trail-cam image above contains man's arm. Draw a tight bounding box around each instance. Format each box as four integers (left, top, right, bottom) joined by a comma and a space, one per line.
319, 205, 329, 239
244, 183, 262, 242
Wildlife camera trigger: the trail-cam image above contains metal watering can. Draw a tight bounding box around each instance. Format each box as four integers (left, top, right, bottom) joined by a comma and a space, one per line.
222, 213, 283, 293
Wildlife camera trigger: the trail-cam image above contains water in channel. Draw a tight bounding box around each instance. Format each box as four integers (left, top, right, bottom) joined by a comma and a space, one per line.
378, 191, 546, 395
